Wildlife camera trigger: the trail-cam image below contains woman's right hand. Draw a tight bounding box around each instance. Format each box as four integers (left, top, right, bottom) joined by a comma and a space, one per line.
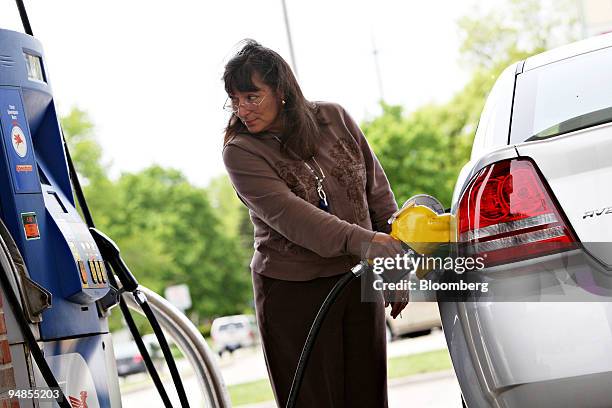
365, 232, 404, 260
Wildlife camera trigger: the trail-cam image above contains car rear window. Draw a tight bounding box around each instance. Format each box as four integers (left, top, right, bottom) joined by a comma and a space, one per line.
218, 322, 245, 331
510, 45, 612, 143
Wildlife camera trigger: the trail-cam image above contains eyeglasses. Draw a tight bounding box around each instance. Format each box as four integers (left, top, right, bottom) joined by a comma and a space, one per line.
223, 94, 267, 114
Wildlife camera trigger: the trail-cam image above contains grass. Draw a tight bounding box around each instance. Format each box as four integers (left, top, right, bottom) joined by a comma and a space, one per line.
229, 379, 275, 406
229, 348, 452, 406
387, 349, 452, 379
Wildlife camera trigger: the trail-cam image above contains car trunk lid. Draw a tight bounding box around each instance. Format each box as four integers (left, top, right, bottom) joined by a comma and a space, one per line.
516, 122, 612, 267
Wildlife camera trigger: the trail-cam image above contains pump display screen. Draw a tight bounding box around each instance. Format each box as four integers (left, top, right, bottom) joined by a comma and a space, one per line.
23, 52, 45, 83
21, 212, 40, 240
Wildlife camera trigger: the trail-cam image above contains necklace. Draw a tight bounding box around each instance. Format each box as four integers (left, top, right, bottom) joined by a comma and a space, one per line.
273, 135, 330, 213
304, 156, 330, 212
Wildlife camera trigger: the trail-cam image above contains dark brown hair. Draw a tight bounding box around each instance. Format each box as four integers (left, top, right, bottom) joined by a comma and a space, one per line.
222, 39, 323, 159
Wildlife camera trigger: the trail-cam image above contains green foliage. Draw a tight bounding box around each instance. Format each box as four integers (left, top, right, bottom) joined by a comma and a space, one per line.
61, 108, 253, 333
363, 103, 471, 207
229, 378, 274, 406
386, 349, 452, 379
104, 166, 253, 322
363, 0, 580, 208
457, 0, 581, 71
61, 108, 107, 184
61, 108, 119, 230
198, 322, 212, 338
206, 175, 254, 254
206, 175, 243, 237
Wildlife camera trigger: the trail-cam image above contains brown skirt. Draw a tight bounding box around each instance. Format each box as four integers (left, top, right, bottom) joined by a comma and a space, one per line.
252, 271, 388, 408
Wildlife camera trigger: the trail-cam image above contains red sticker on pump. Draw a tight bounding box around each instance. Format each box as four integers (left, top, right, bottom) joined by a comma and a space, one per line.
21, 212, 40, 240
15, 164, 33, 172
11, 125, 27, 158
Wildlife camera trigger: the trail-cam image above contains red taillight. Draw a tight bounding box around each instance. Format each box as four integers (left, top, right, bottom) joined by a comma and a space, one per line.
458, 159, 577, 265
132, 354, 143, 363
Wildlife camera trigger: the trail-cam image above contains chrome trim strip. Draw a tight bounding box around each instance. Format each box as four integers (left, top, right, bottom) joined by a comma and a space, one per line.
460, 213, 558, 242
467, 226, 565, 253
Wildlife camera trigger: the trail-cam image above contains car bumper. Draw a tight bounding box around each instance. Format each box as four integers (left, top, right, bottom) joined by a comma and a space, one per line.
440, 248, 612, 407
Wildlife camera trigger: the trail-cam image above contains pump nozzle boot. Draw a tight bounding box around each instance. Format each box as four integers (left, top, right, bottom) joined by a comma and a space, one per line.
388, 195, 453, 278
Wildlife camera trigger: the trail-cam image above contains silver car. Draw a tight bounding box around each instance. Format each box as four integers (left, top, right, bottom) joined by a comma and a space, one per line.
442, 33, 612, 407
211, 314, 259, 356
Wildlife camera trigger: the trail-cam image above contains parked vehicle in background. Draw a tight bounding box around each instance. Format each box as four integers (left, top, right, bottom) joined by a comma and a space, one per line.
114, 341, 147, 377
386, 302, 441, 341
442, 32, 612, 407
211, 314, 259, 356
142, 333, 164, 360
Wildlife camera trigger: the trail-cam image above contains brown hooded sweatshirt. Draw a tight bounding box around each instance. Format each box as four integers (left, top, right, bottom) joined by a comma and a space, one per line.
222, 102, 398, 281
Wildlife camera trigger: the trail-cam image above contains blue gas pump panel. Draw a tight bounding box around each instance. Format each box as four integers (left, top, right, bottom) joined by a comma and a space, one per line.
0, 85, 109, 304
42, 182, 110, 304
0, 87, 41, 193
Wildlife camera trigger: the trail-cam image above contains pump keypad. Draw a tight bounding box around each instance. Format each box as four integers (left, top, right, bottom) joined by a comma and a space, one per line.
98, 261, 107, 283
77, 261, 88, 284
88, 260, 96, 283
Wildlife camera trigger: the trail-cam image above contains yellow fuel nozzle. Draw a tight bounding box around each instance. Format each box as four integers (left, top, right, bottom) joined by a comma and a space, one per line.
388, 195, 453, 278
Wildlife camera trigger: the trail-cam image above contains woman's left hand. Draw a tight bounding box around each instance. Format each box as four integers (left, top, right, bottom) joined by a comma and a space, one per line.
385, 289, 409, 319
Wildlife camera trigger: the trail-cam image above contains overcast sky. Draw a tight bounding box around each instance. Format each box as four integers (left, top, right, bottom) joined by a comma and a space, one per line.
0, 0, 475, 187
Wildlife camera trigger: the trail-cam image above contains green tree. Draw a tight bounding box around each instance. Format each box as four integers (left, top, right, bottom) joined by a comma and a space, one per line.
363, 103, 472, 207
61, 108, 105, 183
112, 166, 252, 318
62, 108, 128, 331
458, 0, 580, 71
61, 108, 119, 231
363, 0, 580, 207
61, 108, 253, 332
206, 175, 254, 256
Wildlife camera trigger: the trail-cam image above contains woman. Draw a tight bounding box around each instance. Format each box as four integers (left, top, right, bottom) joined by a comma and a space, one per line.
222, 39, 407, 407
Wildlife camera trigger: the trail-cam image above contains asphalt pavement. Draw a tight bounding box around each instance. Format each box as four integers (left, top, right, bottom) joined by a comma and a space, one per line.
218, 329, 448, 386
120, 330, 461, 407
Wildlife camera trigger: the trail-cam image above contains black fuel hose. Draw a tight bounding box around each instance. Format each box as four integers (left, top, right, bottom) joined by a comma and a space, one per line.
14, 0, 33, 36
138, 291, 191, 408
106, 263, 173, 407
286, 253, 416, 408
63, 135, 190, 408
286, 262, 368, 408
13, 1, 188, 404
0, 228, 71, 408
10, 2, 174, 405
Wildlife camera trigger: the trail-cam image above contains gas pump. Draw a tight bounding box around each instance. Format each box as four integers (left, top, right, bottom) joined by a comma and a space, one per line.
0, 3, 230, 408
0, 25, 121, 407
